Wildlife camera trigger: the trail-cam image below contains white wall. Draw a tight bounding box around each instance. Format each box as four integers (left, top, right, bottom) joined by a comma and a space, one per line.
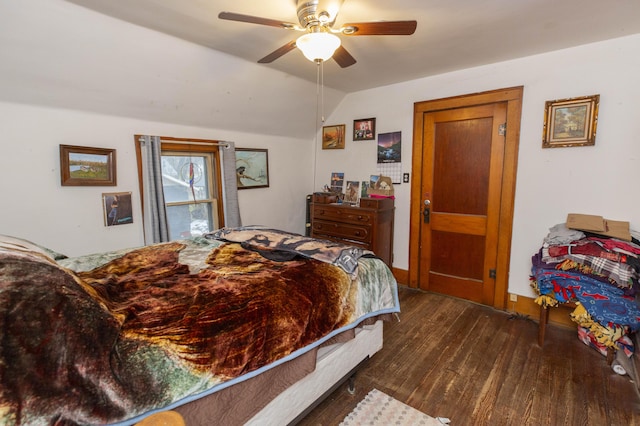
0, 0, 343, 141
318, 34, 640, 297
0, 102, 313, 257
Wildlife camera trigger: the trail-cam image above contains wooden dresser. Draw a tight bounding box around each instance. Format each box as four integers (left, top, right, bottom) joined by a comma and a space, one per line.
310, 194, 394, 266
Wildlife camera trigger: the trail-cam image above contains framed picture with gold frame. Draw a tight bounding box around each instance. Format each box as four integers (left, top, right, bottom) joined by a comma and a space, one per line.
322, 124, 346, 149
542, 94, 599, 148
60, 144, 117, 186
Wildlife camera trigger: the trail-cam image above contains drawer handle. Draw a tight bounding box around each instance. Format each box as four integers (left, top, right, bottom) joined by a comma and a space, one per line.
354, 231, 361, 236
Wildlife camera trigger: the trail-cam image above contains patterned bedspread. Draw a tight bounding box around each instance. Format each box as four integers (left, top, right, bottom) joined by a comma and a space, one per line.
0, 231, 399, 425
207, 225, 376, 276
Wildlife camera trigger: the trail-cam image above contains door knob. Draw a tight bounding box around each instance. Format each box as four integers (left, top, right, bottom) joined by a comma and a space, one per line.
423, 200, 431, 224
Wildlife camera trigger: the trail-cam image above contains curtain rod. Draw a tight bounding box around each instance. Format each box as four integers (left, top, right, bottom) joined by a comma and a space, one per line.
160, 139, 231, 149
138, 136, 230, 149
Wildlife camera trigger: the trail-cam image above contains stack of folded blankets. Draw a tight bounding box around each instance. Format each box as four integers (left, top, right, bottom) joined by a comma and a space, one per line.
530, 217, 640, 357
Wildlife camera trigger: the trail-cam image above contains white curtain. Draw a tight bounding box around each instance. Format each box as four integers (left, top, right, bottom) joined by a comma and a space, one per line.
139, 135, 170, 244
221, 141, 242, 228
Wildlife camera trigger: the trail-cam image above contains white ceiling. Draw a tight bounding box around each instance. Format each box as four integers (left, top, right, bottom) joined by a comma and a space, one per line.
64, 0, 640, 93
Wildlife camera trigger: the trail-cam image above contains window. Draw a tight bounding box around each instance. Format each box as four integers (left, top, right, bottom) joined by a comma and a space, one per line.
160, 138, 224, 240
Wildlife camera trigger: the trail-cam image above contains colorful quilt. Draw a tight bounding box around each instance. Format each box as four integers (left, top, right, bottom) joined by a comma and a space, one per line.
531, 225, 640, 351
532, 254, 640, 331
0, 232, 399, 425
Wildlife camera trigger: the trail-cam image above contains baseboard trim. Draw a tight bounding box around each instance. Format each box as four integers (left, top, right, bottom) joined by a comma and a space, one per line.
507, 294, 576, 330
391, 267, 408, 287
391, 267, 576, 330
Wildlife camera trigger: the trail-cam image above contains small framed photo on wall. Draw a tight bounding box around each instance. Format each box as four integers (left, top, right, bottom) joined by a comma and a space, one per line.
103, 192, 133, 226
353, 118, 376, 141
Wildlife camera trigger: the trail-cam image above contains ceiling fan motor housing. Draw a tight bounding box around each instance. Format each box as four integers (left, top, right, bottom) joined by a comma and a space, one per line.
296, 0, 344, 29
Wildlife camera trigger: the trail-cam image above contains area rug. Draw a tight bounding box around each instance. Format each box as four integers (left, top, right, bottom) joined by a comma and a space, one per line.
340, 388, 450, 425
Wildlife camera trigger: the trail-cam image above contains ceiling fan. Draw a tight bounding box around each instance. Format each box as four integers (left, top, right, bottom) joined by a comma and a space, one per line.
218, 0, 417, 68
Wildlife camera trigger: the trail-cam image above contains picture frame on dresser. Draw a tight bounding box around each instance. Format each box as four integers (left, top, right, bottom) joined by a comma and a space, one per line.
542, 94, 599, 148
360, 181, 370, 198
60, 144, 116, 186
344, 181, 360, 204
330, 172, 344, 194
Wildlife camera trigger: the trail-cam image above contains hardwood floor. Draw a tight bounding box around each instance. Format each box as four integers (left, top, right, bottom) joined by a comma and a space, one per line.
299, 286, 640, 425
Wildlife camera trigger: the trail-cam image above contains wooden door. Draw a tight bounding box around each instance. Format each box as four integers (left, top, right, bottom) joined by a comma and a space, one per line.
409, 87, 523, 308
420, 103, 505, 304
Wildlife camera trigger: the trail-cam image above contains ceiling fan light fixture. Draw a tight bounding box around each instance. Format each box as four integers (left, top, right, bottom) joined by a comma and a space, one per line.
296, 31, 341, 62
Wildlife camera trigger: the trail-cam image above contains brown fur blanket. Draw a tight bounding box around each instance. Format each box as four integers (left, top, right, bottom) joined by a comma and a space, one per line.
0, 238, 366, 425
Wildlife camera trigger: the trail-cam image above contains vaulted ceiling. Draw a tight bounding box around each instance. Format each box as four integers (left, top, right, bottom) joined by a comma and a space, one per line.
2, 0, 639, 140
65, 0, 640, 92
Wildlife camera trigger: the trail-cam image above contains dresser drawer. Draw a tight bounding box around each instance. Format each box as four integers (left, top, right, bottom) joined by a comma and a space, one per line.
311, 220, 373, 244
309, 195, 394, 267
311, 205, 374, 226
360, 197, 394, 209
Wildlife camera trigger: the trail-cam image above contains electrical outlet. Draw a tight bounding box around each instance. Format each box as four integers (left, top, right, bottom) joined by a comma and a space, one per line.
402, 173, 410, 183
509, 293, 518, 302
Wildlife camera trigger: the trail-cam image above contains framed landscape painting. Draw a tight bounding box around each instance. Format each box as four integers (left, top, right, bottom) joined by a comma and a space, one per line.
60, 145, 116, 186
322, 125, 346, 149
542, 94, 599, 148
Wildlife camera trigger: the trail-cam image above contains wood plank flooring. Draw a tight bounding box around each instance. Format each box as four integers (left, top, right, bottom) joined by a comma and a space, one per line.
298, 286, 640, 425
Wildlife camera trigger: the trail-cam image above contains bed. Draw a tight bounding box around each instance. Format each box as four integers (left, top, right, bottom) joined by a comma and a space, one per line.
0, 226, 399, 425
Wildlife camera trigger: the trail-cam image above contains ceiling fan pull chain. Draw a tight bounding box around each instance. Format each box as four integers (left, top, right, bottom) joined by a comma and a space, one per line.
320, 60, 326, 123
315, 60, 326, 127
315, 60, 320, 127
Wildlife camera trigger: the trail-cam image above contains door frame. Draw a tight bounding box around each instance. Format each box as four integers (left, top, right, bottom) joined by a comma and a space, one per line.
408, 86, 524, 309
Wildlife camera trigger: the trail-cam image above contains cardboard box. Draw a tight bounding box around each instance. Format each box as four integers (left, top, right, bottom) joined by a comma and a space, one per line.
566, 213, 631, 241
367, 175, 394, 197
603, 220, 632, 241
566, 213, 606, 232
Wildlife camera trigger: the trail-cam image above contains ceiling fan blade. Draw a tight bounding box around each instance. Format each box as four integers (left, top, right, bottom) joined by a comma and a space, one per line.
258, 40, 298, 63
341, 20, 417, 36
218, 12, 298, 30
333, 45, 356, 68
